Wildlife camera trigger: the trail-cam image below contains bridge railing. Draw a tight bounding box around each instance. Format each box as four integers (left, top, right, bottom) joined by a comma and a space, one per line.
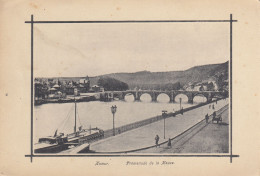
103, 115, 164, 138
103, 90, 222, 93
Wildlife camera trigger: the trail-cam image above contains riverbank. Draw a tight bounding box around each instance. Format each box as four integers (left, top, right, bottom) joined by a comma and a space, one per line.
34, 95, 98, 105
102, 98, 223, 139
64, 98, 228, 153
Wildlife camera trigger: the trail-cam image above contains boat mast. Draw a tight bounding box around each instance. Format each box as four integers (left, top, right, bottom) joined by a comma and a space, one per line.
74, 95, 77, 134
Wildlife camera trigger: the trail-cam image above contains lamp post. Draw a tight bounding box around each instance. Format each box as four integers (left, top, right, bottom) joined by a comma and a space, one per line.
162, 110, 167, 139
111, 105, 117, 136
179, 97, 182, 110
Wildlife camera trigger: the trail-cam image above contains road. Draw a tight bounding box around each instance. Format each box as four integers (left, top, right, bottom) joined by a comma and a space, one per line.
138, 106, 229, 153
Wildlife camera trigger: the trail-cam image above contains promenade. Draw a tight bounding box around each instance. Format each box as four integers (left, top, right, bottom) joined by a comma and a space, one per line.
138, 106, 229, 153
85, 99, 229, 153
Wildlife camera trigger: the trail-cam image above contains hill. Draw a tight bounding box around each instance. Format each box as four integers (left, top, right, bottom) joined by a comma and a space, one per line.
37, 61, 228, 91
89, 61, 228, 90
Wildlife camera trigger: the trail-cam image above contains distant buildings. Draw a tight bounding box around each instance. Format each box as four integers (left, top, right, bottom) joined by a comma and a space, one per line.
34, 76, 91, 101
64, 76, 90, 95
185, 81, 218, 91
91, 85, 100, 92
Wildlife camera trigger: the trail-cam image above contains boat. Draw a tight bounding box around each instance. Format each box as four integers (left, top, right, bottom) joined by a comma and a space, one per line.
34, 98, 104, 153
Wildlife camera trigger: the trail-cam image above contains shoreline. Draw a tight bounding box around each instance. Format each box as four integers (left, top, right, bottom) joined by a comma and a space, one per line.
62, 98, 227, 153
102, 98, 223, 139
34, 95, 99, 106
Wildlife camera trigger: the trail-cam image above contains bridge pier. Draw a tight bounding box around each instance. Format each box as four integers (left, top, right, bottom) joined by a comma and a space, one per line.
169, 98, 176, 103
135, 96, 140, 101
135, 92, 141, 101
186, 92, 194, 104
169, 92, 176, 103
188, 98, 193, 104
151, 92, 158, 102
151, 96, 157, 102
118, 92, 124, 100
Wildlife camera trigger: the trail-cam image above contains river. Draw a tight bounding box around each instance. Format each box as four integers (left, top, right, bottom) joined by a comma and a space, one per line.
34, 94, 208, 143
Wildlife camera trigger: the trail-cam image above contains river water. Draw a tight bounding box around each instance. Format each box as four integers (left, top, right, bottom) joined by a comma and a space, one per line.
34, 94, 208, 143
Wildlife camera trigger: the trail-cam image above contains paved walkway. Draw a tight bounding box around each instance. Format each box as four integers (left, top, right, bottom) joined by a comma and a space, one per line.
138, 107, 229, 153
86, 99, 228, 153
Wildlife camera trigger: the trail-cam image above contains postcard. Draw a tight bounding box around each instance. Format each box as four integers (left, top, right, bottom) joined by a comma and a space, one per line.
0, 0, 259, 175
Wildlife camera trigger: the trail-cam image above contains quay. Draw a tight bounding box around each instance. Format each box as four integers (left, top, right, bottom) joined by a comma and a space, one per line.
34, 93, 98, 105
63, 98, 229, 153
139, 105, 229, 153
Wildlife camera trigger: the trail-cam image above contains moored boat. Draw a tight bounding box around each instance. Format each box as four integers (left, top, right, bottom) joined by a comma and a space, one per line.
34, 98, 104, 153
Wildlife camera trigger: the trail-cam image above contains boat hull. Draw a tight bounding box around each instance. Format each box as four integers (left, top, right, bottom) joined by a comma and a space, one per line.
34, 143, 71, 153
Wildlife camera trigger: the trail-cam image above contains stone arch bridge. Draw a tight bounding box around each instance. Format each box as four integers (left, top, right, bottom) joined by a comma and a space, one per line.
100, 90, 227, 104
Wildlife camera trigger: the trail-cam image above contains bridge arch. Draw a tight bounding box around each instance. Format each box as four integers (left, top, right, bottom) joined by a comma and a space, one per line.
123, 93, 135, 102
157, 93, 170, 103
174, 93, 189, 103
140, 93, 152, 102
103, 90, 225, 103
193, 93, 208, 103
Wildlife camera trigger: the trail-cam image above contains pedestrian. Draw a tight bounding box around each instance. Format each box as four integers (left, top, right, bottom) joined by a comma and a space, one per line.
205, 113, 209, 123
212, 104, 215, 110
213, 111, 216, 118
167, 138, 172, 148
155, 135, 160, 147
209, 104, 211, 109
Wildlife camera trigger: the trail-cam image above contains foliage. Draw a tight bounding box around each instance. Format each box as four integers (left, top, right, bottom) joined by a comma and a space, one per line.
207, 82, 215, 91
93, 61, 229, 91
35, 83, 48, 98
97, 77, 129, 91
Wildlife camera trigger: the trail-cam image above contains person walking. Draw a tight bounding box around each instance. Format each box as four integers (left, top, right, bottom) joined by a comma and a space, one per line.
213, 111, 216, 119
155, 135, 160, 148
205, 113, 209, 123
173, 109, 175, 117
167, 138, 172, 148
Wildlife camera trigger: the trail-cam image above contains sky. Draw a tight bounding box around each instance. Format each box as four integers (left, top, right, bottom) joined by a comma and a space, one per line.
34, 22, 229, 77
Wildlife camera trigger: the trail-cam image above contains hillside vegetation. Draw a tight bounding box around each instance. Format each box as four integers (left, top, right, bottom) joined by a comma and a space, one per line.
90, 61, 228, 90
40, 61, 228, 91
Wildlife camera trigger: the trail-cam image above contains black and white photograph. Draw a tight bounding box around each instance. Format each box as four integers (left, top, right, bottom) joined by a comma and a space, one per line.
33, 19, 231, 155
1, 0, 260, 175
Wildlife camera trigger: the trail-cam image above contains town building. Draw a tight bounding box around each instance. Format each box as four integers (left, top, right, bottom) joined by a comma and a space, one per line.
91, 85, 100, 92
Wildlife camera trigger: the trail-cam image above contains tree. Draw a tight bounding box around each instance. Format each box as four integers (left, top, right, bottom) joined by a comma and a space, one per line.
207, 82, 215, 91
35, 83, 43, 98
98, 77, 129, 91
35, 83, 48, 99
216, 73, 225, 91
